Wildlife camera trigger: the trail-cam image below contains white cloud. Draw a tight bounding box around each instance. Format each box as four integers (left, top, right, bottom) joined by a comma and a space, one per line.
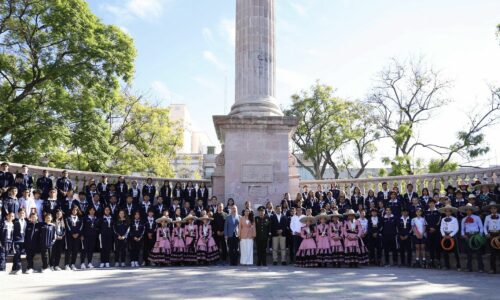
193, 76, 220, 93
102, 0, 170, 21
203, 50, 227, 71
290, 2, 307, 16
151, 80, 172, 100
202, 27, 214, 44
219, 18, 235, 48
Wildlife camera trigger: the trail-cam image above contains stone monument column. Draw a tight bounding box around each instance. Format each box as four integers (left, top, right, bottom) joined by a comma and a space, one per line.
213, 0, 299, 207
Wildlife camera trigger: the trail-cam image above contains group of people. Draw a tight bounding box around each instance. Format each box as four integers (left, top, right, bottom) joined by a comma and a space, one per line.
0, 162, 499, 276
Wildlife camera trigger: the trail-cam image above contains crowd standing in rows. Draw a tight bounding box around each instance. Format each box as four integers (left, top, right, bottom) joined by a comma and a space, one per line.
0, 162, 499, 275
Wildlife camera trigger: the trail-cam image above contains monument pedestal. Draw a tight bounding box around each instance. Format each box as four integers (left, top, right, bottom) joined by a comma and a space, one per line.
213, 115, 299, 207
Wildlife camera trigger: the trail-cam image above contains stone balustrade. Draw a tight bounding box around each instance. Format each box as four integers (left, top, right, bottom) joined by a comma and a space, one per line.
7, 162, 212, 195
300, 167, 500, 197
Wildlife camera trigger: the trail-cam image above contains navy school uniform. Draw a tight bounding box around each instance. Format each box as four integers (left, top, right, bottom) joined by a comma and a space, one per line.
65, 215, 83, 266
420, 195, 431, 209
129, 187, 141, 205
364, 197, 378, 210
86, 190, 99, 203
194, 205, 205, 217
58, 198, 75, 216
172, 187, 184, 202
367, 215, 383, 264
36, 176, 53, 200
403, 192, 419, 207
74, 199, 90, 216
113, 219, 130, 264
12, 218, 27, 271
154, 203, 166, 219
197, 187, 209, 207
424, 209, 442, 266
386, 199, 402, 219
129, 219, 145, 262
90, 201, 104, 218
14, 182, 27, 198
52, 220, 66, 268
351, 195, 365, 211
143, 216, 156, 265
42, 199, 58, 218
140, 201, 153, 219
82, 215, 100, 264
0, 220, 14, 271
337, 201, 351, 215
39, 222, 56, 269
122, 202, 138, 220
2, 197, 20, 219
99, 215, 114, 264
184, 187, 197, 207
55, 177, 73, 200
160, 185, 172, 207
382, 214, 398, 265
397, 216, 412, 266
408, 204, 422, 219
0, 171, 15, 194
142, 184, 156, 201
107, 203, 120, 219
24, 221, 41, 270
116, 182, 128, 204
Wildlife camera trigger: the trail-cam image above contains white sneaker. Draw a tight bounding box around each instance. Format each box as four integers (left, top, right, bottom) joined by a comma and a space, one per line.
80, 263, 86, 270
10, 269, 20, 275
99, 263, 104, 268
42, 268, 51, 273
115, 262, 120, 267
54, 266, 62, 271
71, 264, 77, 271
105, 263, 110, 268
26, 268, 34, 274
121, 262, 126, 267
136, 262, 141, 268
64, 265, 71, 271
87, 263, 94, 269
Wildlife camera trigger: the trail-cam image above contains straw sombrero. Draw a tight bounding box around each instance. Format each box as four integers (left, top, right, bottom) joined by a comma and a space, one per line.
198, 215, 213, 221
299, 216, 316, 224
330, 210, 342, 218
315, 213, 330, 221
468, 194, 476, 199
482, 201, 500, 212
183, 215, 198, 222
155, 216, 172, 224
438, 204, 458, 214
458, 203, 479, 213
439, 193, 449, 200
343, 209, 358, 217
172, 217, 184, 224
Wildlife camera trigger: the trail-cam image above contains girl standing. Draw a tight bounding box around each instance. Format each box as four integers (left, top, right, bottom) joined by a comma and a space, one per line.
114, 210, 130, 267
24, 212, 41, 274
183, 215, 198, 265
411, 208, 427, 268
295, 216, 317, 268
329, 211, 345, 267
65, 206, 83, 271
129, 211, 145, 267
39, 213, 56, 272
51, 209, 66, 271
171, 217, 186, 266
196, 215, 219, 265
82, 206, 99, 269
314, 213, 332, 267
239, 208, 256, 266
99, 207, 114, 268
149, 216, 172, 265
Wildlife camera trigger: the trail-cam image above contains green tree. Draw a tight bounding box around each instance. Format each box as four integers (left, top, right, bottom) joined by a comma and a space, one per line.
285, 82, 379, 179
0, 0, 135, 169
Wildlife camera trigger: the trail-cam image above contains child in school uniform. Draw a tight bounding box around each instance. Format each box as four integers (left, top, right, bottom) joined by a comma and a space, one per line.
0, 212, 15, 274
143, 209, 157, 266
367, 208, 383, 266
439, 204, 461, 271
314, 213, 332, 267
129, 211, 145, 267
295, 216, 317, 268
329, 210, 344, 267
82, 206, 99, 269
39, 213, 56, 272
459, 203, 484, 272
183, 215, 198, 265
25, 212, 40, 274
343, 209, 368, 267
51, 209, 65, 271
171, 217, 186, 266
99, 207, 114, 268
382, 207, 398, 266
12, 208, 27, 274
196, 215, 219, 265
411, 208, 427, 268
398, 208, 412, 267
65, 206, 83, 271
149, 216, 172, 265
114, 210, 129, 267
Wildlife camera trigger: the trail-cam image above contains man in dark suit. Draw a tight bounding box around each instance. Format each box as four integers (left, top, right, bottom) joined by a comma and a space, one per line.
224, 205, 240, 266
377, 182, 390, 203
403, 183, 418, 208
55, 170, 72, 201
270, 205, 288, 265
36, 170, 53, 200
213, 203, 227, 263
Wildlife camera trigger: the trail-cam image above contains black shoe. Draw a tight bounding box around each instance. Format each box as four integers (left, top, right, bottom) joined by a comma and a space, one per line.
257, 263, 261, 266
263, 263, 267, 266
273, 262, 278, 266
282, 262, 287, 266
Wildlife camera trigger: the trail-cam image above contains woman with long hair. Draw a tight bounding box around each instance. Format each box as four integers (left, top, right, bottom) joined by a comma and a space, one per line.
239, 208, 256, 266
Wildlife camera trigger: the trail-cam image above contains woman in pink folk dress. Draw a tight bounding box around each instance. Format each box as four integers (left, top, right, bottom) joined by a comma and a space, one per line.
196, 215, 219, 264
342, 209, 368, 267
329, 210, 345, 267
149, 216, 172, 265
295, 216, 317, 268
171, 217, 186, 266
183, 215, 198, 265
314, 213, 332, 267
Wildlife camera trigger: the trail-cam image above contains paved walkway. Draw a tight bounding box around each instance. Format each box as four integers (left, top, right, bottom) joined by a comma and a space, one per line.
0, 266, 498, 299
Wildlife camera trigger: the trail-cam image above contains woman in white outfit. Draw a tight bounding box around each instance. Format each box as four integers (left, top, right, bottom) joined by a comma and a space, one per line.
238, 208, 256, 265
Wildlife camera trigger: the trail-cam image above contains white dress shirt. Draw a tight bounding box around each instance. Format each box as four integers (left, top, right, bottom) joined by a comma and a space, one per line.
440, 216, 459, 237
483, 214, 500, 234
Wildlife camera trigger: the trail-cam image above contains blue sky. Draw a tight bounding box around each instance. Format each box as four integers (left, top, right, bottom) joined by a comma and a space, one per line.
87, 0, 500, 168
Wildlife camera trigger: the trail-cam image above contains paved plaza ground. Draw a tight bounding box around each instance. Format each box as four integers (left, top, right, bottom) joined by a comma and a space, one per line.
0, 265, 498, 299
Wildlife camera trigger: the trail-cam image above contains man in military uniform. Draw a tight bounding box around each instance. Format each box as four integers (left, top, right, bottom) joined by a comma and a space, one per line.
255, 206, 271, 266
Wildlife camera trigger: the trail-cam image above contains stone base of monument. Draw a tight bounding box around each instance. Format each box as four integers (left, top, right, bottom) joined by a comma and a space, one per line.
212, 115, 299, 207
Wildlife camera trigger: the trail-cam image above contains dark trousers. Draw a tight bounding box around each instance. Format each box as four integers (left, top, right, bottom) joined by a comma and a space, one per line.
0, 241, 13, 271
427, 231, 441, 263
41, 247, 52, 269
13, 242, 24, 271
368, 235, 382, 264
65, 236, 81, 265
51, 239, 65, 268
26, 248, 36, 269
100, 237, 113, 264
83, 235, 97, 264
291, 235, 302, 263
443, 242, 461, 269
215, 234, 227, 261
463, 237, 483, 271
129, 239, 142, 261
143, 237, 154, 265
383, 237, 398, 265
399, 237, 412, 266
227, 236, 239, 266
115, 239, 127, 263
490, 247, 500, 272
256, 238, 267, 265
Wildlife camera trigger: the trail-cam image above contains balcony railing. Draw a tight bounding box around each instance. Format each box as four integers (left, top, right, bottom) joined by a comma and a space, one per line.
300, 167, 500, 197
7, 163, 211, 194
